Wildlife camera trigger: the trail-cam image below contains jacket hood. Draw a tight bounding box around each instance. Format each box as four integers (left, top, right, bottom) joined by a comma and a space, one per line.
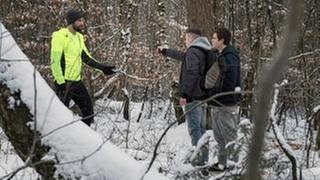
222, 45, 239, 58
188, 37, 212, 50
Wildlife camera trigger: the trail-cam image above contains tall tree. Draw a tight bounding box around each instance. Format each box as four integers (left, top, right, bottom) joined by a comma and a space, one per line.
185, 0, 215, 37
246, 0, 304, 179
240, 0, 265, 118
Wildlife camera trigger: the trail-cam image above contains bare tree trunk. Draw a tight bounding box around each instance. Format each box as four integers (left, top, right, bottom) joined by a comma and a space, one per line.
157, 0, 167, 47
118, 0, 134, 110
241, 0, 264, 118
185, 0, 215, 38
266, 0, 277, 49
0, 0, 12, 29
314, 110, 320, 150
228, 0, 235, 44
246, 1, 304, 179
170, 82, 185, 124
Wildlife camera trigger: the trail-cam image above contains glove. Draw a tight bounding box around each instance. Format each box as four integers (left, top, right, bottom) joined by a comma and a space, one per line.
55, 83, 67, 102
102, 65, 116, 75
157, 48, 167, 55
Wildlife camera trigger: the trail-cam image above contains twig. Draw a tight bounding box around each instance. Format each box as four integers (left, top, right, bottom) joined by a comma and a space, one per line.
1, 159, 51, 180
26, 66, 39, 171
2, 137, 110, 180
40, 96, 121, 139
260, 49, 320, 61
93, 73, 121, 98
117, 69, 153, 81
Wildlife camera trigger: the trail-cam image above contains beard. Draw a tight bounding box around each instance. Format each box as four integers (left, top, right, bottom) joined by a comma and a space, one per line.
72, 23, 84, 33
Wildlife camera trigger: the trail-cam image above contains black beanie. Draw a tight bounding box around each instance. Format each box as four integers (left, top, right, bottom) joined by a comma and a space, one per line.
186, 27, 202, 36
66, 9, 83, 25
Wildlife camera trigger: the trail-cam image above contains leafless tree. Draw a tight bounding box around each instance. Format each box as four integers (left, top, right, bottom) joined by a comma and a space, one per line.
246, 0, 304, 179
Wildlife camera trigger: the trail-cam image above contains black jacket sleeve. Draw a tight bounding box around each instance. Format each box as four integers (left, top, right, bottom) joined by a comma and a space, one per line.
81, 50, 105, 70
163, 49, 185, 61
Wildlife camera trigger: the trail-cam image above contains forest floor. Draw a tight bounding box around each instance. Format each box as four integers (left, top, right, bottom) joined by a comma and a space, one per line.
0, 98, 319, 179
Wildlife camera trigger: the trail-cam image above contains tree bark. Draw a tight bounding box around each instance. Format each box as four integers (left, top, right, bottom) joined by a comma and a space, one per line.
185, 0, 215, 38
241, 0, 264, 118
0, 84, 56, 179
246, 0, 304, 179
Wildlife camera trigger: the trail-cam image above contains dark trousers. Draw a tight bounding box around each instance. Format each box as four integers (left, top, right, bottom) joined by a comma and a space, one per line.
55, 81, 94, 126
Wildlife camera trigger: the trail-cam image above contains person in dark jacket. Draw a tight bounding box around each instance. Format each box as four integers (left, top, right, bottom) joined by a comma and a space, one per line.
208, 27, 241, 172
159, 28, 212, 166
50, 9, 116, 126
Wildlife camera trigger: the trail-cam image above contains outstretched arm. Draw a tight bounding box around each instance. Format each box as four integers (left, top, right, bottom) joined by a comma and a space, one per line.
159, 48, 185, 61
81, 46, 116, 75
81, 50, 105, 70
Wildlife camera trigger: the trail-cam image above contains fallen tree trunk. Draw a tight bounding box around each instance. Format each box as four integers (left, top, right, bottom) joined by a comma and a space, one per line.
0, 22, 166, 180
0, 84, 56, 179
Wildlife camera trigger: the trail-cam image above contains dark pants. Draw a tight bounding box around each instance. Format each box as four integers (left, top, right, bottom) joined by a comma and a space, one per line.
55, 81, 94, 126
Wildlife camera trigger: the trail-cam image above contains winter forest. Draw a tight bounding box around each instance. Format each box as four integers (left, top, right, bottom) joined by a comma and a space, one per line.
0, 0, 319, 179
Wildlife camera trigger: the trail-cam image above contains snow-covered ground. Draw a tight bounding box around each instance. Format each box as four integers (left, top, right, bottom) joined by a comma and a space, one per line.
1, 98, 320, 179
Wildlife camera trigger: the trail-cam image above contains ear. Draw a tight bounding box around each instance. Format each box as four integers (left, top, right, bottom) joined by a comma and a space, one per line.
221, 38, 225, 45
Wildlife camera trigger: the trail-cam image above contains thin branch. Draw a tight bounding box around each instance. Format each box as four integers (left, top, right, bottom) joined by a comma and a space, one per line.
26, 66, 39, 169
91, 27, 122, 54
2, 137, 111, 180
94, 69, 162, 99
117, 70, 153, 81
1, 159, 51, 180
40, 97, 119, 139
0, 58, 29, 62
58, 139, 110, 166
260, 49, 320, 61
93, 73, 121, 98
270, 84, 298, 180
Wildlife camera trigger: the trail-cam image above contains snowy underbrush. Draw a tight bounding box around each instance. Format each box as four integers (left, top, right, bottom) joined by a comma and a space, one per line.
93, 98, 254, 179
0, 132, 39, 179
262, 116, 320, 180
0, 98, 319, 179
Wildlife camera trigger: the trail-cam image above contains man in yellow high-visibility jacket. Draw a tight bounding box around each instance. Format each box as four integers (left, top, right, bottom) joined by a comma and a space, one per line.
50, 9, 116, 126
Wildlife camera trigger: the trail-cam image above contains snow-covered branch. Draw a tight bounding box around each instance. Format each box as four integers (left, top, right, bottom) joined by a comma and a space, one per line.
260, 49, 320, 61
270, 83, 299, 180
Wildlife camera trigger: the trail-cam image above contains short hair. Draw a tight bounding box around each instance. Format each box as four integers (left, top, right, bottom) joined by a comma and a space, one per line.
185, 27, 202, 36
215, 27, 231, 45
